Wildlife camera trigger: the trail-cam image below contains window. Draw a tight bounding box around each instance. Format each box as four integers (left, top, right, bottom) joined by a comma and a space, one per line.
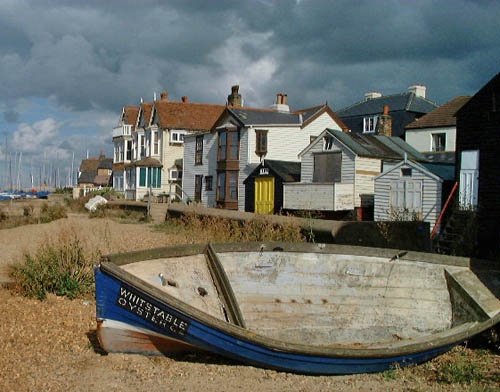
138, 167, 161, 188
313, 152, 342, 182
431, 133, 446, 152
218, 129, 239, 161
153, 131, 159, 155
255, 129, 268, 157
171, 130, 186, 144
169, 169, 182, 181
139, 135, 145, 158
401, 168, 412, 177
126, 140, 132, 161
150, 167, 161, 188
363, 116, 378, 133
323, 136, 334, 151
194, 175, 203, 202
205, 176, 213, 191
139, 167, 147, 187
195, 135, 204, 165
217, 172, 226, 200
228, 171, 238, 200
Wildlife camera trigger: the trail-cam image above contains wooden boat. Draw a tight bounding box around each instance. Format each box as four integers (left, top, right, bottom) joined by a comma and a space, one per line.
95, 242, 500, 375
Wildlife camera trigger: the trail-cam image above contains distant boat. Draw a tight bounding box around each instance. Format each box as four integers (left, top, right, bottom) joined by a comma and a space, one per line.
95, 242, 500, 375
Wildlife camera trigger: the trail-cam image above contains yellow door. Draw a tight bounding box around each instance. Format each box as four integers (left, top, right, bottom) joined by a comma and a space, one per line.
255, 177, 275, 214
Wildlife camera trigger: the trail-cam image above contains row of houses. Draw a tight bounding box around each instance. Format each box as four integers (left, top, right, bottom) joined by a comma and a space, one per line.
79, 72, 499, 258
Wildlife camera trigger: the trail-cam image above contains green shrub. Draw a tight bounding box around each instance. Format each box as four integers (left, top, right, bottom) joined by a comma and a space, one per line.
39, 202, 67, 223
10, 231, 99, 300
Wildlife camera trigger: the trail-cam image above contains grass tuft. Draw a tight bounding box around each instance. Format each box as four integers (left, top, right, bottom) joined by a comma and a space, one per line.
158, 213, 305, 243
10, 229, 99, 300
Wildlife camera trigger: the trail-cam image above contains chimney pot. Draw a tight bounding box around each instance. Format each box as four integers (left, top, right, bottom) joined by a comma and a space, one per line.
160, 91, 168, 101
181, 96, 189, 103
376, 105, 392, 136
227, 85, 242, 107
364, 92, 382, 101
408, 85, 426, 99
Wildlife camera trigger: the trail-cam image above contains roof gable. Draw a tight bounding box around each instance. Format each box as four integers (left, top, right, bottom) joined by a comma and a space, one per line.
337, 92, 438, 117
375, 159, 442, 182
154, 101, 225, 131
300, 128, 428, 161
406, 96, 470, 130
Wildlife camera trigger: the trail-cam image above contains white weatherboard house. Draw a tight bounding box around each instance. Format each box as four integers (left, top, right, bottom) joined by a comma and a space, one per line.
374, 159, 455, 231
405, 96, 470, 163
182, 90, 348, 211
283, 128, 428, 218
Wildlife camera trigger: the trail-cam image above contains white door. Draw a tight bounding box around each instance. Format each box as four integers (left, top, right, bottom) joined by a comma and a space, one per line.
459, 150, 479, 209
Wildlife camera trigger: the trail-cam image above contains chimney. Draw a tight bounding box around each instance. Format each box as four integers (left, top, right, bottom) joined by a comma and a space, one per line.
271, 92, 290, 113
376, 104, 392, 136
408, 85, 426, 98
227, 85, 242, 107
160, 91, 169, 101
364, 91, 382, 101
181, 96, 189, 103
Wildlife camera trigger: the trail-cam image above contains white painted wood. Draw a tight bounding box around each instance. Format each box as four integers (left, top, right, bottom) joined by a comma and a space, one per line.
218, 251, 454, 345
374, 161, 442, 230
405, 126, 456, 152
459, 150, 479, 208
183, 132, 217, 207
283, 183, 354, 210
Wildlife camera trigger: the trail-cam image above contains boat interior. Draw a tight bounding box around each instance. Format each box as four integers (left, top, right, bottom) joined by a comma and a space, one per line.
114, 243, 500, 348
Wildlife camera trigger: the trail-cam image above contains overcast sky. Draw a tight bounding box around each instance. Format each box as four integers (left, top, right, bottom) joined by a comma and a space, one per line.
1, 0, 499, 188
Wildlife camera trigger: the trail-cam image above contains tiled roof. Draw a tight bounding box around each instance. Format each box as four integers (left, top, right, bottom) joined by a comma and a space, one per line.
98, 158, 113, 170
323, 128, 428, 161
405, 96, 471, 129
263, 159, 301, 182
244, 159, 301, 183
226, 104, 347, 129
132, 157, 162, 168
421, 162, 455, 181
123, 106, 139, 126
113, 163, 125, 171
79, 157, 100, 174
228, 107, 302, 126
137, 103, 153, 127
336, 92, 438, 117
155, 101, 225, 131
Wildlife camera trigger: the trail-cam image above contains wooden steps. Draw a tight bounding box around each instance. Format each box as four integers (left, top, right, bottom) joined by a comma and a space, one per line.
149, 203, 169, 223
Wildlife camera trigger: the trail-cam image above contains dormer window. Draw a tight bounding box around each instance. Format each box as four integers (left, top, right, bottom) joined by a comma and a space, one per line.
363, 116, 378, 133
170, 130, 186, 144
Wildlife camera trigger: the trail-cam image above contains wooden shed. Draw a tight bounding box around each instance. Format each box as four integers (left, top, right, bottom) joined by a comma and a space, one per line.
244, 160, 300, 214
374, 159, 454, 231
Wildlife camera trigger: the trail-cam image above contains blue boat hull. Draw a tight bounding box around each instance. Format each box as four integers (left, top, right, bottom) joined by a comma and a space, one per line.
95, 267, 455, 375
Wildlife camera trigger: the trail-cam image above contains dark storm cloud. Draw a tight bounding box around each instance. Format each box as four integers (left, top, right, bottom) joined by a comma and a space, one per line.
3, 110, 19, 123
0, 0, 499, 114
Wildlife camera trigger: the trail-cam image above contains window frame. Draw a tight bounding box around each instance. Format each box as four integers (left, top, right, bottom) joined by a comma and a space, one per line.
363, 115, 378, 133
195, 135, 204, 165
431, 132, 446, 152
205, 175, 213, 191
255, 129, 268, 157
